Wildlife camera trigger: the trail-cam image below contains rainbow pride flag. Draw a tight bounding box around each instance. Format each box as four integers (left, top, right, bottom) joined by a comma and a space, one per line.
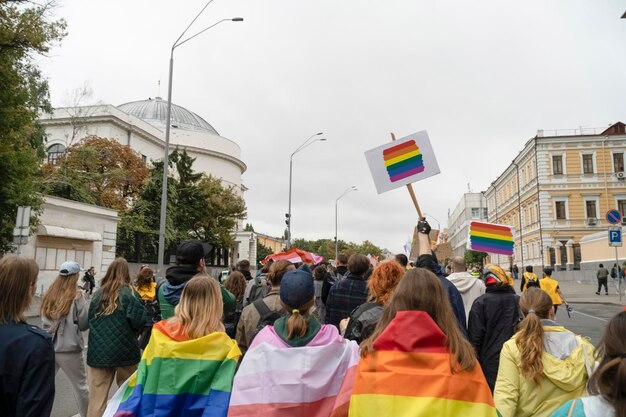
383, 140, 424, 182
229, 324, 359, 417
468, 221, 515, 256
103, 321, 241, 417
348, 311, 497, 417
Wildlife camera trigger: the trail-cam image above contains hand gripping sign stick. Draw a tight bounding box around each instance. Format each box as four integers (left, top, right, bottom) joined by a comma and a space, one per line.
390, 132, 424, 219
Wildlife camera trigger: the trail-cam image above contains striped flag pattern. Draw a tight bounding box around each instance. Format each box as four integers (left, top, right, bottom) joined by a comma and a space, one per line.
228, 325, 360, 417
348, 311, 497, 417
104, 321, 241, 417
383, 140, 425, 182
468, 221, 515, 256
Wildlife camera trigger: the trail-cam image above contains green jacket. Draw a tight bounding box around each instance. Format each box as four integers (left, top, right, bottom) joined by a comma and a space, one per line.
87, 286, 146, 367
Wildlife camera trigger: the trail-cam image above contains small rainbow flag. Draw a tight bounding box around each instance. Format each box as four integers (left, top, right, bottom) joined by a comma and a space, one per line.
383, 140, 424, 182
468, 221, 514, 256
103, 321, 241, 417
348, 311, 497, 417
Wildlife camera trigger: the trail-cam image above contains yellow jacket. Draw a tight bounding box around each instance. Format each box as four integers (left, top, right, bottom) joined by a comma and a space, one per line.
135, 282, 156, 301
540, 277, 562, 305
494, 323, 594, 417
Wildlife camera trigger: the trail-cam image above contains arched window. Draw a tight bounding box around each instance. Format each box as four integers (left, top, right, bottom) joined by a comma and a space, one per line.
47, 143, 66, 165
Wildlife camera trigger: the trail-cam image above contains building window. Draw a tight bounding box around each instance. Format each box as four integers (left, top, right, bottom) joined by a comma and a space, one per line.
46, 144, 66, 165
614, 153, 624, 172
471, 208, 480, 219
141, 154, 147, 164
582, 154, 594, 174
618, 200, 626, 218
555, 201, 567, 220
552, 155, 563, 175
483, 208, 488, 219
585, 200, 597, 219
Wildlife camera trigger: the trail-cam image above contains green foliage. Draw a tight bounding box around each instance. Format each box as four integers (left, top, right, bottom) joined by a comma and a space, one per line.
244, 223, 254, 232
291, 238, 383, 261
464, 250, 488, 267
256, 241, 273, 263
117, 148, 246, 260
0, 1, 66, 254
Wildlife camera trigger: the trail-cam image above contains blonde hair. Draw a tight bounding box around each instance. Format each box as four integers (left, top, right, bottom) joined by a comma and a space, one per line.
516, 288, 554, 383
41, 272, 80, 320
282, 298, 315, 339
361, 268, 477, 373
170, 274, 224, 339
0, 257, 39, 324
96, 258, 132, 316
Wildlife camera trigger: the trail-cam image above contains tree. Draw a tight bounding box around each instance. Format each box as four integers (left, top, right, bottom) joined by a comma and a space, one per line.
0, 1, 66, 254
256, 241, 273, 263
244, 223, 254, 232
464, 250, 488, 267
42, 136, 149, 211
116, 160, 176, 262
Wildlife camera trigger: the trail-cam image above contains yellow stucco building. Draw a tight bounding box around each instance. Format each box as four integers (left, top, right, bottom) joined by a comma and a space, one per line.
485, 122, 626, 272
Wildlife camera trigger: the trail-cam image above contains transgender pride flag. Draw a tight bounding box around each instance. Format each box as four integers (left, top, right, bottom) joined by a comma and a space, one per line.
229, 325, 359, 417
365, 131, 440, 194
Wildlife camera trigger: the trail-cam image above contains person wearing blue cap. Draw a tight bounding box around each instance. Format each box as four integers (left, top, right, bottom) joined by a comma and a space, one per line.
41, 261, 90, 417
230, 268, 359, 417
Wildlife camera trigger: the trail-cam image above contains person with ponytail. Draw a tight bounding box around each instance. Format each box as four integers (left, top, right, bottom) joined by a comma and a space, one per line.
494, 288, 594, 417
41, 261, 90, 417
551, 311, 626, 417
229, 269, 360, 417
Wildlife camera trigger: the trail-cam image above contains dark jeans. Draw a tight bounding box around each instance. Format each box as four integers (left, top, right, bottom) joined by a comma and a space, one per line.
597, 278, 608, 293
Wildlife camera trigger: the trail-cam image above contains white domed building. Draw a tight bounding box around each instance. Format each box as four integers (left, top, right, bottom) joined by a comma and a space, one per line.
34, 98, 256, 279
42, 97, 246, 191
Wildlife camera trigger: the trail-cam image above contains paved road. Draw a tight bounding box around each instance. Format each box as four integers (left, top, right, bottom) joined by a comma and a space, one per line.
29, 302, 622, 417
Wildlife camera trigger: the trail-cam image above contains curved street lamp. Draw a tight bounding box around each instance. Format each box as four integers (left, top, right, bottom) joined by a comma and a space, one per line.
286, 132, 325, 248
157, 2, 243, 273
335, 186, 357, 260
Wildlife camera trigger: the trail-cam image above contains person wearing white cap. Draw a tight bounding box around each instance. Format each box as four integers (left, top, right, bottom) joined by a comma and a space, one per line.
41, 261, 90, 417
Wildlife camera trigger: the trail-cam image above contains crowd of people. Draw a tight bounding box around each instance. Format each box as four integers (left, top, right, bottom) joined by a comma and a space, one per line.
1, 219, 625, 417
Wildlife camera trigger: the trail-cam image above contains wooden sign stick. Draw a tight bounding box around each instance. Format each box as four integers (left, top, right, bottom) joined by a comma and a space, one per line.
391, 132, 424, 219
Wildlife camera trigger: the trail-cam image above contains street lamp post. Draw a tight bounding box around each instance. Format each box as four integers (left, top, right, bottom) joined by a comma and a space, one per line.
286, 132, 325, 248
157, 3, 243, 275
335, 186, 357, 260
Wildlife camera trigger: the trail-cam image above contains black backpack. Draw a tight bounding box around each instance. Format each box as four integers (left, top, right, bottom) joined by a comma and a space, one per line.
223, 301, 243, 339
247, 275, 269, 305
344, 302, 383, 344
250, 299, 286, 342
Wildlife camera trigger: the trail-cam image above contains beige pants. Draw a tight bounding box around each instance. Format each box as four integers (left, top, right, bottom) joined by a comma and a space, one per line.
86, 364, 137, 417
55, 351, 89, 417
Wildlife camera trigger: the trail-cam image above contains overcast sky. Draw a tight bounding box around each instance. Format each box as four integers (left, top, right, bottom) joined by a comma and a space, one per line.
39, 0, 626, 254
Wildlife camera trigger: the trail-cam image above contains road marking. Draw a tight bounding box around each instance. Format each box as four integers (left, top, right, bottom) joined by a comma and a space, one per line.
572, 310, 608, 322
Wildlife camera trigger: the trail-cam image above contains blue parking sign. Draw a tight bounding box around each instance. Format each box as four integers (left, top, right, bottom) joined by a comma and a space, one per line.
609, 227, 622, 247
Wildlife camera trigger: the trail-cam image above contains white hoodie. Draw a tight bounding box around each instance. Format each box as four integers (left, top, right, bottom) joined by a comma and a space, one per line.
446, 271, 485, 325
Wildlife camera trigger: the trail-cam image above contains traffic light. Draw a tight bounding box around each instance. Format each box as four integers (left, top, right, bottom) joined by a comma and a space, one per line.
285, 213, 290, 226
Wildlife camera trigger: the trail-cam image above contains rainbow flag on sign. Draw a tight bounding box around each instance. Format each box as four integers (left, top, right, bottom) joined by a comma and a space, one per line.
383, 140, 425, 182
229, 324, 359, 417
103, 321, 241, 417
348, 311, 497, 417
467, 221, 515, 256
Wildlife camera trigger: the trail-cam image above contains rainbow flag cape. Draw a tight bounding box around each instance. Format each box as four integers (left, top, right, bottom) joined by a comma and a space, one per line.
348, 311, 497, 417
103, 321, 241, 417
467, 221, 515, 256
228, 324, 359, 417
